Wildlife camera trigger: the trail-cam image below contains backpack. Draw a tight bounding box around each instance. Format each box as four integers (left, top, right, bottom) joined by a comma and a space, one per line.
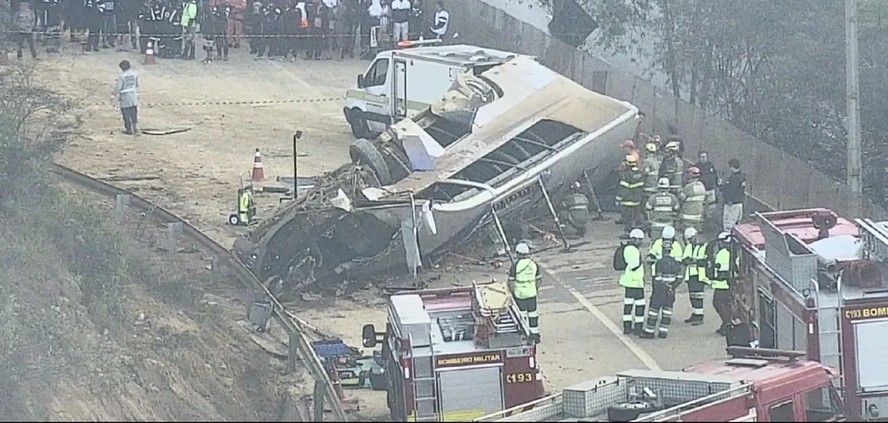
613, 244, 628, 271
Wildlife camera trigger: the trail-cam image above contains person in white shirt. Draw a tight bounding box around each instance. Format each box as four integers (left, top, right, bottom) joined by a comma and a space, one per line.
429, 0, 448, 40
390, 0, 410, 42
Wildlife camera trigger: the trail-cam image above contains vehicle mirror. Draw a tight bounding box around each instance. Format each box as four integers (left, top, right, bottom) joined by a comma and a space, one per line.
357, 74, 365, 88
362, 324, 377, 348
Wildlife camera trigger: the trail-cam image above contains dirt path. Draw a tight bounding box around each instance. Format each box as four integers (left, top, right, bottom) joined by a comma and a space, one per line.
38, 44, 368, 248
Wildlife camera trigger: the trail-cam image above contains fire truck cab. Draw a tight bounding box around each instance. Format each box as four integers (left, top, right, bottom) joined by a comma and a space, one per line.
733, 208, 888, 421
362, 282, 545, 422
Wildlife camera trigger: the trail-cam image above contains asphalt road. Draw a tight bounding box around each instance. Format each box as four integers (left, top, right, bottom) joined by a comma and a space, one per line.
529, 213, 727, 391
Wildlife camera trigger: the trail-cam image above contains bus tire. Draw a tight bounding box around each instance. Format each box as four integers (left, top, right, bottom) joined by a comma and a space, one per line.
350, 138, 393, 186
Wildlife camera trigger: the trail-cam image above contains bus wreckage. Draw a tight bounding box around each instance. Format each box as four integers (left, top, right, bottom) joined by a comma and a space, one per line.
233, 55, 640, 296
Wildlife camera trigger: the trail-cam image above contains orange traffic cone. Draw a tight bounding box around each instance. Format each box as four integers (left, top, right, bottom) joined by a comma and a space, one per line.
251, 148, 265, 182
144, 40, 156, 65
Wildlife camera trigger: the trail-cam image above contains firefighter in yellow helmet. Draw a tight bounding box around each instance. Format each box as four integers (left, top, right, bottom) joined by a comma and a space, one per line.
616, 154, 645, 239
659, 141, 685, 190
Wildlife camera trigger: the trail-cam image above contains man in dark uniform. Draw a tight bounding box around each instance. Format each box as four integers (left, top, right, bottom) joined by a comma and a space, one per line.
43, 0, 63, 52
245, 0, 262, 54
138, 0, 162, 52
640, 240, 683, 339
558, 181, 590, 238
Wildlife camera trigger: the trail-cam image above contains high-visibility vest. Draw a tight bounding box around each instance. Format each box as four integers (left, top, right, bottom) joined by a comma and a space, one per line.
682, 242, 709, 281
619, 245, 644, 288
649, 238, 683, 262
239, 191, 251, 213
513, 258, 538, 299
711, 247, 732, 290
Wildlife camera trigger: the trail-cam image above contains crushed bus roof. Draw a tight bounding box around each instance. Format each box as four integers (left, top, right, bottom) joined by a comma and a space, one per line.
394, 44, 525, 67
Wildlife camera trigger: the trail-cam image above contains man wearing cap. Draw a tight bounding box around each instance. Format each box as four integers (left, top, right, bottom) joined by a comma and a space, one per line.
508, 242, 541, 343
111, 60, 140, 136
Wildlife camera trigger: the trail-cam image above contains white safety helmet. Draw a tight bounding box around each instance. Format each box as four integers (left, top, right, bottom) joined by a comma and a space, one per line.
684, 227, 698, 240
629, 229, 645, 240
657, 178, 670, 189
515, 242, 530, 255
718, 231, 732, 241
662, 225, 676, 240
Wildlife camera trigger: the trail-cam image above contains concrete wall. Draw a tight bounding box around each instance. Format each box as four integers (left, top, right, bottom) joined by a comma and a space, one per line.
448, 0, 887, 219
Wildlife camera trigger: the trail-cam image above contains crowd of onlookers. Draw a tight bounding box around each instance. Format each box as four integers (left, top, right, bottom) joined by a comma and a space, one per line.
5, 0, 451, 61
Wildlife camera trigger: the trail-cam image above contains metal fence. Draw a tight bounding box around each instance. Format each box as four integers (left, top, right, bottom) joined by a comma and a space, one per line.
449, 0, 888, 220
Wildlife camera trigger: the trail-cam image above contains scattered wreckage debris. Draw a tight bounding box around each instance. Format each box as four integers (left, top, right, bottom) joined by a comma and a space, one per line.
233, 54, 640, 300
140, 127, 193, 136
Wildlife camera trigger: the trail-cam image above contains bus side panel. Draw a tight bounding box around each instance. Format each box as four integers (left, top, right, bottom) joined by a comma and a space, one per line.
502, 354, 544, 409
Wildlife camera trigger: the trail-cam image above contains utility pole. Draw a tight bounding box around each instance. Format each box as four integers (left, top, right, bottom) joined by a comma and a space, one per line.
846, 0, 863, 216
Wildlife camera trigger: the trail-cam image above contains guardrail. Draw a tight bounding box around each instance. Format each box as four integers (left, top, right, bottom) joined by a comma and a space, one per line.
51, 163, 348, 422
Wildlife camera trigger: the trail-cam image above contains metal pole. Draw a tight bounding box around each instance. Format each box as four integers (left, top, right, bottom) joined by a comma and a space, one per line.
537, 176, 570, 250
293, 130, 303, 200
490, 205, 515, 264
846, 0, 863, 215
313, 380, 326, 421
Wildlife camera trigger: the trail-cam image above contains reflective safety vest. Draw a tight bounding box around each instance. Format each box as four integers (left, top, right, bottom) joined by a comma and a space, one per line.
619, 244, 644, 288
649, 238, 683, 263
513, 258, 539, 299
645, 191, 679, 227
239, 190, 252, 221
642, 155, 662, 193
682, 241, 709, 282
679, 180, 707, 222
711, 247, 732, 290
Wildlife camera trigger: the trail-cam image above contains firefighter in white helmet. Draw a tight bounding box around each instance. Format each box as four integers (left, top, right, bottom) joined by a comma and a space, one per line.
645, 177, 680, 239
648, 225, 683, 267
658, 141, 685, 190
617, 228, 646, 335
681, 227, 709, 325
508, 242, 541, 343
679, 167, 707, 234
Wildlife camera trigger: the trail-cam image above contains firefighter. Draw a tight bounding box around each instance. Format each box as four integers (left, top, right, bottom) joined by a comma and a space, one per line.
681, 227, 708, 325
647, 225, 683, 266
508, 242, 541, 343
641, 142, 662, 201
238, 186, 256, 225
678, 167, 707, 233
658, 141, 684, 190
616, 155, 645, 239
618, 228, 646, 335
558, 181, 590, 238
640, 247, 682, 339
710, 231, 735, 336
645, 178, 679, 240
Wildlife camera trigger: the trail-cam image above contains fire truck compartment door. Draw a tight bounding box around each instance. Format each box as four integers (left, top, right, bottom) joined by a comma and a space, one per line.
855, 319, 888, 392
438, 366, 504, 421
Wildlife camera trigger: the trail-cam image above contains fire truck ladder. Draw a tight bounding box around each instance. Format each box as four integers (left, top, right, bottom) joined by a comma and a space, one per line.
410, 334, 439, 422
855, 218, 888, 262
815, 278, 845, 396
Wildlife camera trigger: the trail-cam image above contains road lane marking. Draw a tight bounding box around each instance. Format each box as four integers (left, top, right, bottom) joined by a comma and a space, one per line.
542, 267, 662, 371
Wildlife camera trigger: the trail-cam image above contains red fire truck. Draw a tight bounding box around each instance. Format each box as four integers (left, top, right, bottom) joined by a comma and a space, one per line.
733, 208, 888, 421
362, 282, 546, 422
477, 347, 846, 422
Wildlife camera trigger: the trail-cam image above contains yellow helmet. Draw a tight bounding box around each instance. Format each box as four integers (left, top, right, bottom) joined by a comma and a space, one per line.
665, 141, 680, 152
644, 142, 658, 153
624, 155, 637, 165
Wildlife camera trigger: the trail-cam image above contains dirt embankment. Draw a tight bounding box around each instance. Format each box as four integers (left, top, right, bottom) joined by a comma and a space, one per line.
0, 191, 302, 421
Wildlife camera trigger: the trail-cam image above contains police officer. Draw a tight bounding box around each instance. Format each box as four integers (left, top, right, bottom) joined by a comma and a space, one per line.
710, 231, 735, 336
238, 186, 256, 225
558, 181, 590, 238
658, 141, 684, 190
645, 178, 679, 240
619, 229, 646, 335
641, 142, 662, 202
681, 227, 708, 325
640, 247, 682, 339
616, 155, 645, 239
508, 242, 541, 343
678, 167, 707, 233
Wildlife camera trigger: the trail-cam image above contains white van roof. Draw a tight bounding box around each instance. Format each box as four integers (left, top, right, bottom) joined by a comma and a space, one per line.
393, 44, 526, 67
